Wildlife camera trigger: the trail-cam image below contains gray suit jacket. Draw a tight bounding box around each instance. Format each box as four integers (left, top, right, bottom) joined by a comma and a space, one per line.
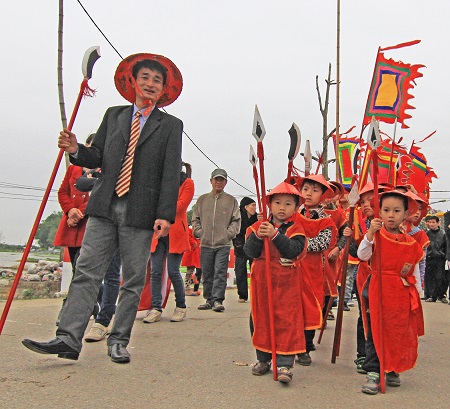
70, 105, 182, 230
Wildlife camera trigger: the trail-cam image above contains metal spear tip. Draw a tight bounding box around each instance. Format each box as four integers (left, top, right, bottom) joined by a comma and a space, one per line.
252, 105, 266, 142
367, 117, 381, 149
288, 123, 301, 161
348, 180, 360, 206
249, 144, 257, 166
82, 46, 101, 80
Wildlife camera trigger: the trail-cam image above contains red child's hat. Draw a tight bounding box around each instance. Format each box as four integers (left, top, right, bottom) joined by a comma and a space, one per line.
296, 174, 335, 203
358, 181, 393, 197
404, 191, 429, 224
267, 182, 301, 198
328, 180, 346, 198
379, 189, 419, 216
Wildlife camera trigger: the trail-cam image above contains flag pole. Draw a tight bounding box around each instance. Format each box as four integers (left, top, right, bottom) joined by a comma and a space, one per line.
387, 118, 398, 184
335, 0, 341, 182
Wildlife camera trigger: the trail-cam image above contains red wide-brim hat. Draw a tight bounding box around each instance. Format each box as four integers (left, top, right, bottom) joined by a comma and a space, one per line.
295, 174, 335, 203
379, 189, 419, 216
114, 53, 183, 107
267, 182, 301, 198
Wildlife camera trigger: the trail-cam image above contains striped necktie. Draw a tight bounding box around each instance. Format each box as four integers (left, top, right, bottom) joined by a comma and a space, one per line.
115, 111, 142, 197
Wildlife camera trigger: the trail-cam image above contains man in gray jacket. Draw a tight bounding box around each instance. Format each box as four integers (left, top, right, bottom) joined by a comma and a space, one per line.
192, 169, 240, 312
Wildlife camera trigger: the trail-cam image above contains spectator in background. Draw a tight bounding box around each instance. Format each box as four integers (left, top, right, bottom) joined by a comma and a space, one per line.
54, 134, 95, 274
424, 215, 447, 303
192, 169, 240, 312
444, 211, 450, 304
183, 226, 202, 296
233, 197, 258, 303
143, 163, 194, 323
53, 134, 96, 326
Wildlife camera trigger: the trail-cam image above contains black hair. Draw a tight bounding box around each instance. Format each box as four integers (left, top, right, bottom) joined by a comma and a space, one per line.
268, 193, 300, 207
380, 191, 408, 211
301, 180, 326, 194
180, 162, 192, 186
132, 60, 167, 85
425, 215, 439, 223
85, 133, 95, 145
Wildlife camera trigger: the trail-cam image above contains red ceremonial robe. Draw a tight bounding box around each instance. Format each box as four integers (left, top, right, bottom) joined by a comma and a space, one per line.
297, 213, 337, 329
364, 227, 424, 373
248, 221, 307, 355
410, 229, 430, 250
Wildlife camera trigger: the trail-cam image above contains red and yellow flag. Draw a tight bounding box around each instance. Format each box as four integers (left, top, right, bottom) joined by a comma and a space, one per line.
364, 40, 424, 129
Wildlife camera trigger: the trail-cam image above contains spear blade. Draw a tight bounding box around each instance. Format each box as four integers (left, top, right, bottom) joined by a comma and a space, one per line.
348, 180, 360, 206
288, 123, 301, 161
249, 144, 257, 166
252, 105, 266, 142
367, 117, 381, 149
82, 46, 101, 80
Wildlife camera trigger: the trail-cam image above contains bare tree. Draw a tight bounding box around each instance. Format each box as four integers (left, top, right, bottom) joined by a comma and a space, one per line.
315, 63, 336, 179
58, 0, 69, 168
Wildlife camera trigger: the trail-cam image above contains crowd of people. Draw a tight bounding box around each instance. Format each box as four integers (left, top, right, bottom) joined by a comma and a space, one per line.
21, 52, 450, 395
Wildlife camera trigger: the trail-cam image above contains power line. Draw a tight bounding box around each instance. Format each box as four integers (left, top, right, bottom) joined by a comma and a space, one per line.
0, 181, 58, 193
76, 0, 254, 195
0, 191, 57, 199
0, 196, 57, 203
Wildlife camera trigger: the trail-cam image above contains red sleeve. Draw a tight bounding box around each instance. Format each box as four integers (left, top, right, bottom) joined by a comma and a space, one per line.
57, 166, 77, 215
176, 178, 195, 216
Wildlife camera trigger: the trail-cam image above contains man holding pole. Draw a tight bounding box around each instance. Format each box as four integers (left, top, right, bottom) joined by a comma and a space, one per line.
22, 53, 183, 364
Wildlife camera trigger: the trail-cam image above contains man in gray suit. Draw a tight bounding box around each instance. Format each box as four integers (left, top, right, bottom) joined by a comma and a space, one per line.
22, 53, 183, 364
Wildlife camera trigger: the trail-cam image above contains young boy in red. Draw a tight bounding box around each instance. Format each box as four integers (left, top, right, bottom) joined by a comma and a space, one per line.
295, 175, 337, 366
244, 182, 307, 384
357, 190, 424, 395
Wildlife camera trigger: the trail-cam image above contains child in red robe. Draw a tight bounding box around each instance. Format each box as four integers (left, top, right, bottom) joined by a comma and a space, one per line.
244, 182, 307, 384
357, 190, 424, 395
294, 175, 337, 366
404, 192, 430, 296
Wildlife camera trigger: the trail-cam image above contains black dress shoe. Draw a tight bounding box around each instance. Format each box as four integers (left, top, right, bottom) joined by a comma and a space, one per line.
22, 338, 79, 360
108, 344, 130, 364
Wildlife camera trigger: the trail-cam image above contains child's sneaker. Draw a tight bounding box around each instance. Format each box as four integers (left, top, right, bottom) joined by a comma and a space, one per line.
386, 371, 401, 387
362, 372, 380, 395
354, 356, 367, 374
296, 352, 312, 366
276, 367, 293, 383
252, 361, 271, 376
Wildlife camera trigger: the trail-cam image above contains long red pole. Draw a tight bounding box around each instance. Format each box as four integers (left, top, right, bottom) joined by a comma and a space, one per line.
257, 141, 278, 380
252, 166, 262, 211
0, 79, 89, 335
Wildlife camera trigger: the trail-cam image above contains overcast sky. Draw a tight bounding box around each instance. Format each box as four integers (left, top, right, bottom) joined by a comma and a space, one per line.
1, 1, 449, 244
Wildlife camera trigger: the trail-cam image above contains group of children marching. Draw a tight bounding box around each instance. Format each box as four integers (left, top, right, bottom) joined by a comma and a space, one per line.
245, 175, 426, 394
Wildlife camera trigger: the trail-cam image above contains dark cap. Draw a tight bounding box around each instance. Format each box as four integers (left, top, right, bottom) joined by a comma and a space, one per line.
211, 168, 227, 179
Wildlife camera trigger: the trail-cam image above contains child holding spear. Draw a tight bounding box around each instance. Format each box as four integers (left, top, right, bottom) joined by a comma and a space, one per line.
245, 182, 307, 384
357, 190, 424, 394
